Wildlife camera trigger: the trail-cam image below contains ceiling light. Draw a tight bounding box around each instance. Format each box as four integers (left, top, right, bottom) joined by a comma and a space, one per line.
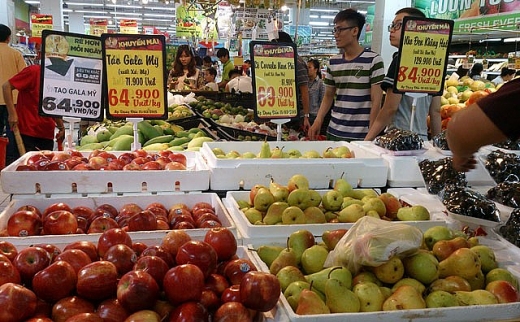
309, 21, 329, 26
75, 10, 108, 14
504, 37, 520, 43
110, 11, 142, 16
321, 15, 335, 19
310, 9, 339, 13
66, 2, 105, 6
24, 0, 39, 4
309, 15, 318, 18
479, 38, 502, 42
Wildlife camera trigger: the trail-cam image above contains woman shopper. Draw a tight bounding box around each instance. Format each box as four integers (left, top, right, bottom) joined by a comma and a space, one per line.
168, 45, 204, 91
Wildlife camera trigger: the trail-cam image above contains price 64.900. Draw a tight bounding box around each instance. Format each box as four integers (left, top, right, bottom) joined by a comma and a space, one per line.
42, 97, 100, 111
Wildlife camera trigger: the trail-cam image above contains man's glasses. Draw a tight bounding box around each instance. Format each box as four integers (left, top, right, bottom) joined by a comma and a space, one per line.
388, 21, 403, 32
332, 26, 356, 34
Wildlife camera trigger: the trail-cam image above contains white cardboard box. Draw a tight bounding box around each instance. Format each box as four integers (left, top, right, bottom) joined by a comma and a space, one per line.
1, 151, 210, 194
200, 141, 388, 190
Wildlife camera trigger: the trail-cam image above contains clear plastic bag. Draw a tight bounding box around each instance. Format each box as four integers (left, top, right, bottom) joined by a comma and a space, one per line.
324, 216, 423, 275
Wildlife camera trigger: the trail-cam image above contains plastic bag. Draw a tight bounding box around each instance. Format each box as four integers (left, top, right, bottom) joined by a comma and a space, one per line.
324, 216, 423, 275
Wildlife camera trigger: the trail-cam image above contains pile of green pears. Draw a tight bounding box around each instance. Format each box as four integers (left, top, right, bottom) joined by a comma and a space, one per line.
238, 174, 431, 226
255, 226, 519, 315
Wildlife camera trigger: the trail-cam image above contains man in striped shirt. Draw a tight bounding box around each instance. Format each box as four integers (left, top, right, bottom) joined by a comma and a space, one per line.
308, 9, 385, 141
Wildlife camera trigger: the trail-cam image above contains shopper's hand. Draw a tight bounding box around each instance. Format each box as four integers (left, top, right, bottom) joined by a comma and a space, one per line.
307, 120, 321, 140
56, 129, 65, 141
451, 154, 477, 172
8, 115, 18, 131
302, 117, 311, 133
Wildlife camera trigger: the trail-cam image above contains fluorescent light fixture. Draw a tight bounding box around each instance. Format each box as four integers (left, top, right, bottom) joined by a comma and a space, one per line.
24, 0, 39, 4
67, 2, 105, 6
75, 10, 108, 14
106, 4, 142, 8
144, 13, 172, 17
479, 38, 502, 43
149, 6, 176, 11
309, 15, 318, 18
83, 14, 110, 18
143, 18, 171, 22
504, 37, 520, 42
110, 11, 142, 16
310, 9, 339, 13
309, 21, 329, 26
63, 8, 73, 12
321, 15, 336, 19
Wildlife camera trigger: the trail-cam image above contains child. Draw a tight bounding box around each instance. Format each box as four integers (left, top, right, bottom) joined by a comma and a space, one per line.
203, 67, 218, 91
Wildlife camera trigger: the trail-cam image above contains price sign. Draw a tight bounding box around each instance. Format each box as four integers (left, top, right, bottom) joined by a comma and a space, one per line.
394, 17, 453, 95
101, 34, 167, 119
40, 30, 103, 121
250, 41, 298, 120
31, 14, 53, 37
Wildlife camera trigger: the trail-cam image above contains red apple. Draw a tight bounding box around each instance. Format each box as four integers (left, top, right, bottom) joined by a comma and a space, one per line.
127, 209, 158, 232
32, 260, 77, 303
213, 302, 252, 322
240, 271, 281, 312
97, 151, 117, 162
163, 264, 205, 304
0, 256, 21, 285
118, 203, 143, 219
72, 206, 95, 222
13, 246, 51, 284
87, 216, 119, 234
130, 157, 148, 166
51, 152, 71, 162
17, 204, 42, 217
26, 316, 53, 321
16, 164, 36, 171
118, 152, 135, 164
33, 159, 51, 170
63, 312, 103, 322
131, 242, 148, 257
176, 240, 218, 278
195, 213, 221, 227
486, 280, 520, 303
192, 209, 216, 224
124, 309, 161, 322
156, 220, 170, 230
42, 202, 71, 218
32, 298, 53, 318
96, 298, 129, 322
133, 255, 169, 287
106, 159, 126, 170
7, 209, 42, 236
153, 300, 174, 321
205, 273, 230, 295
88, 156, 108, 170
146, 205, 168, 222
33, 243, 62, 261
97, 227, 133, 258
168, 301, 209, 322
191, 202, 214, 215
133, 149, 149, 158
123, 163, 141, 171
94, 203, 119, 219
140, 245, 174, 267
72, 163, 91, 170
76, 216, 89, 233
64, 156, 85, 169
167, 152, 187, 166
164, 161, 187, 170
26, 152, 50, 166
142, 161, 163, 170
221, 284, 242, 303
104, 244, 138, 276
200, 289, 221, 312
204, 228, 237, 261
51, 296, 96, 322
43, 160, 69, 171
117, 270, 159, 312
64, 241, 99, 262
161, 230, 192, 259
0, 282, 37, 322
198, 220, 222, 229
76, 261, 118, 301
0, 241, 17, 261
154, 156, 170, 169
43, 210, 78, 235
54, 249, 92, 274
169, 213, 196, 229
223, 258, 257, 286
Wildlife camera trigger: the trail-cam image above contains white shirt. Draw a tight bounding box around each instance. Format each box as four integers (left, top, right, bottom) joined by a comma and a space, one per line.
226, 76, 253, 93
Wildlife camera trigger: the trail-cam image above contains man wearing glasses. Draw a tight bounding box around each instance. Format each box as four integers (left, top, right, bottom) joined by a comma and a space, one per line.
364, 7, 441, 142
308, 9, 385, 141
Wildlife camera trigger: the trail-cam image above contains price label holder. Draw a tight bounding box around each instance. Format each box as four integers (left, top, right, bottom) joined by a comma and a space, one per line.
393, 17, 453, 129
40, 30, 104, 144
250, 41, 299, 141
63, 117, 81, 150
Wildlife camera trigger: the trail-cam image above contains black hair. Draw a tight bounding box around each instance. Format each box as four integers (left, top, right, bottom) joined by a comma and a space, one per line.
0, 24, 11, 42
228, 69, 241, 79
217, 48, 229, 58
171, 45, 197, 78
195, 56, 202, 67
206, 67, 217, 77
308, 59, 322, 78
276, 31, 294, 44
203, 55, 213, 64
333, 9, 365, 40
395, 7, 426, 18
469, 63, 484, 78
456, 65, 469, 77
501, 67, 516, 77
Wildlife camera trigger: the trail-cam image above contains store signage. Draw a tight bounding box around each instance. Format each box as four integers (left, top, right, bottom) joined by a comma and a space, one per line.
31, 14, 53, 37
101, 33, 167, 120
394, 17, 453, 95
89, 19, 108, 36
250, 41, 298, 120
119, 20, 138, 34
40, 30, 104, 121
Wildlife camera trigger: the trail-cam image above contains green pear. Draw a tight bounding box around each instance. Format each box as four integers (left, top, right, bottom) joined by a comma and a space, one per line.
424, 226, 454, 250
378, 192, 402, 220
253, 187, 275, 212
333, 178, 354, 198
391, 277, 426, 295
270, 146, 284, 158
287, 174, 310, 191
380, 286, 393, 300
301, 245, 329, 275
351, 188, 378, 200
258, 140, 271, 158
325, 279, 360, 313
307, 189, 322, 207
332, 145, 352, 158
321, 190, 344, 211
276, 265, 306, 292
382, 285, 426, 310
269, 179, 290, 202
341, 197, 364, 209
288, 229, 315, 263
337, 203, 365, 223
243, 207, 263, 225
428, 276, 472, 293
225, 150, 241, 159
301, 150, 321, 159
470, 245, 498, 273
486, 268, 519, 289
322, 147, 337, 158
284, 281, 324, 311
263, 201, 289, 225
321, 229, 348, 251
454, 290, 498, 305
256, 245, 284, 268
352, 271, 382, 287
323, 210, 338, 222
373, 256, 404, 284
236, 199, 251, 210
241, 151, 256, 159
286, 148, 302, 158
362, 197, 386, 217
403, 250, 439, 285
365, 210, 380, 218
211, 147, 225, 156
353, 282, 385, 312
303, 206, 326, 224
295, 288, 330, 315
287, 189, 312, 210
270, 248, 298, 275
396, 205, 430, 221
305, 266, 352, 294
281, 206, 306, 224
439, 248, 481, 280
425, 290, 460, 308
466, 270, 485, 290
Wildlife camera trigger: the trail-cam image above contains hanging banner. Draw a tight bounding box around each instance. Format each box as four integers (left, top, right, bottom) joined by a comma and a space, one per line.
250, 41, 298, 120
175, 4, 203, 38
90, 18, 108, 36
119, 19, 138, 34
31, 14, 53, 37
234, 8, 273, 40
101, 33, 167, 119
40, 30, 104, 121
394, 17, 453, 95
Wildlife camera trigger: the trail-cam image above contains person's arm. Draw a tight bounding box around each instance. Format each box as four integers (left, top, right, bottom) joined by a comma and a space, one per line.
428, 96, 442, 137
308, 86, 335, 139
55, 118, 65, 141
364, 90, 402, 141
2, 81, 19, 131
446, 103, 507, 172
368, 83, 384, 128
299, 84, 311, 132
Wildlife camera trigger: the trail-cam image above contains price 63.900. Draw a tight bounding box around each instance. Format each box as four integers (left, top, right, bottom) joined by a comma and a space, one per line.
42, 97, 100, 111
